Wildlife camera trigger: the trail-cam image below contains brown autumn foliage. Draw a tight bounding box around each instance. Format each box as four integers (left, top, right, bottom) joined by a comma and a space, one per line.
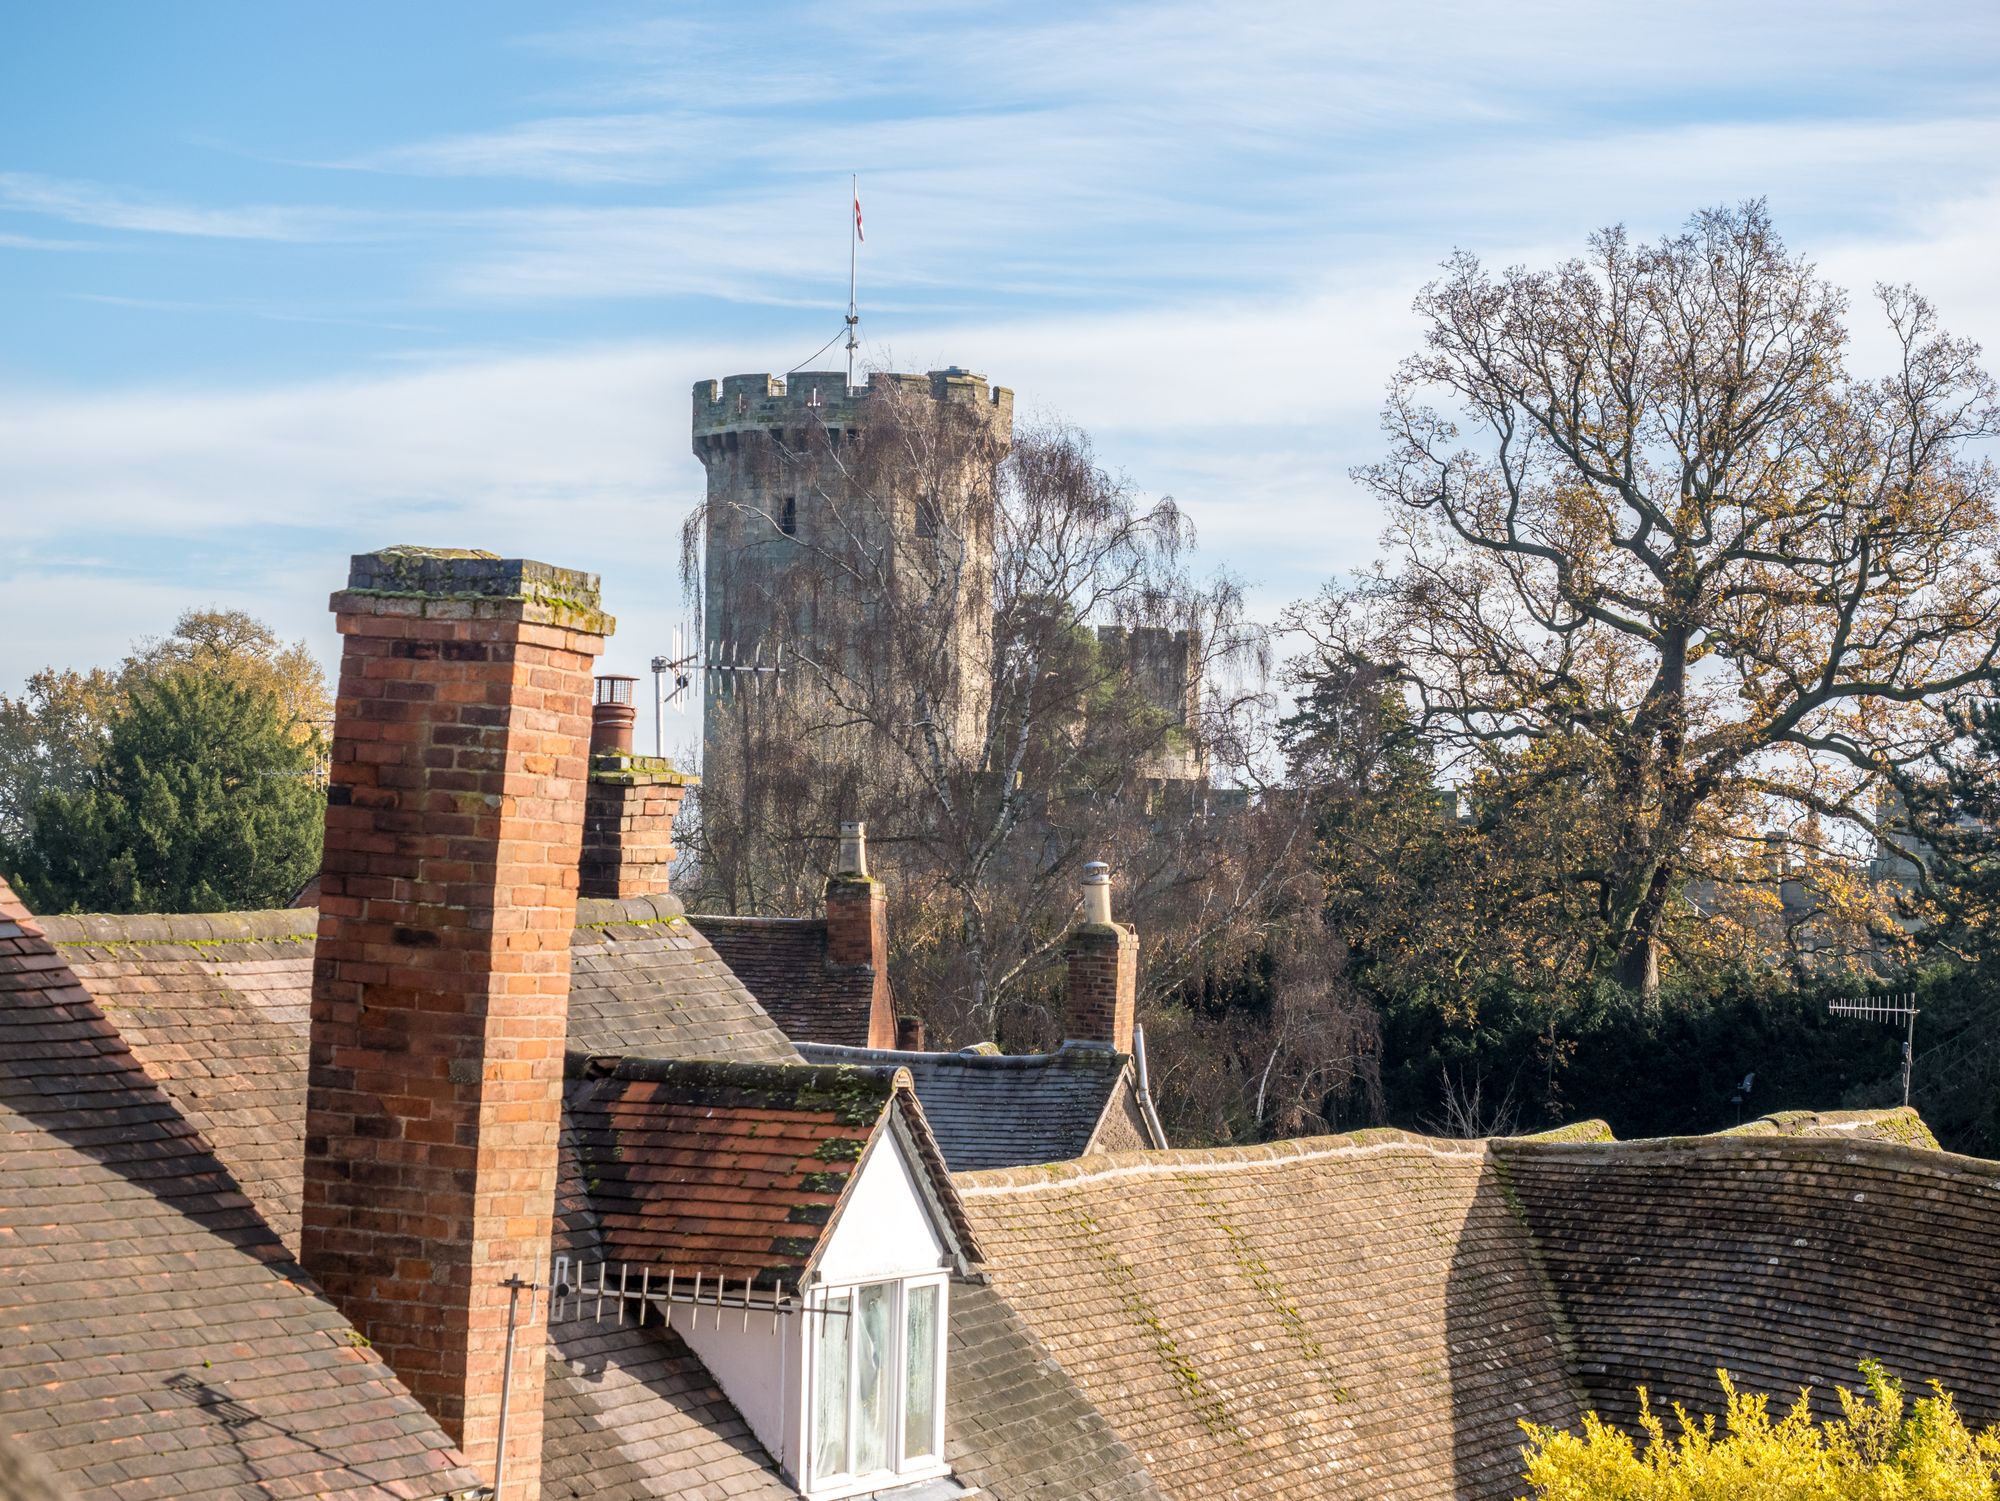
1293, 201, 2000, 1005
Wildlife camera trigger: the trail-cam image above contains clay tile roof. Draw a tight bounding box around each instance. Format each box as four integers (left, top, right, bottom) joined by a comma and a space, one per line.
797, 1040, 1140, 1171
944, 1280, 1167, 1501
1722, 1104, 1942, 1148
542, 1110, 794, 1500
541, 1322, 794, 1501
1495, 1131, 2000, 1433
565, 1054, 975, 1292
953, 1132, 1588, 1501
685, 915, 877, 1047
0, 878, 483, 1501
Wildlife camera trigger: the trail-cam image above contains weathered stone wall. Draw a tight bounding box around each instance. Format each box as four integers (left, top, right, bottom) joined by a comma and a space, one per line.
691, 369, 1012, 775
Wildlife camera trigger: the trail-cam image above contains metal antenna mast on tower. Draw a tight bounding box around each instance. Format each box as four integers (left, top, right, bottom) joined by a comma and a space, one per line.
846, 173, 861, 384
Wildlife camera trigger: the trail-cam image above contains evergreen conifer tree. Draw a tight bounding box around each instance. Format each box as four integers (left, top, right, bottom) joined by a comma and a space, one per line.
2, 666, 323, 914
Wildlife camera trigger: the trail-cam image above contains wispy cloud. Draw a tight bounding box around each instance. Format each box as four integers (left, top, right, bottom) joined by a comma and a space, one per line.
7, 0, 2000, 686
340, 113, 730, 185
0, 171, 361, 242
0, 228, 111, 251
65, 291, 443, 333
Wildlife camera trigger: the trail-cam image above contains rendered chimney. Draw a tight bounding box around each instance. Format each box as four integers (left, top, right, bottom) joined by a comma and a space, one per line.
302, 546, 612, 1498
1063, 861, 1138, 1052
578, 674, 693, 900
824, 821, 897, 1049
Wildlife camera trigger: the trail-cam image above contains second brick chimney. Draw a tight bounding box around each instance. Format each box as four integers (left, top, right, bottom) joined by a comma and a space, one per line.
1063, 861, 1138, 1053
302, 546, 612, 1498
578, 674, 694, 900
824, 822, 897, 1050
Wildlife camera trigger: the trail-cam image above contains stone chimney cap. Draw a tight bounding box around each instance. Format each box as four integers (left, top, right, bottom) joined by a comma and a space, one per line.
346, 546, 602, 608
1081, 862, 1110, 885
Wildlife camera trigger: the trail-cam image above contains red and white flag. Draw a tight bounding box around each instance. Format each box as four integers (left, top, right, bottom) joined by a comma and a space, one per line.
853, 191, 864, 243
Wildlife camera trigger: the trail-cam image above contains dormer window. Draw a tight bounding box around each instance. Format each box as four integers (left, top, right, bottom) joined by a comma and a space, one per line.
780, 496, 798, 536
567, 1057, 980, 1501
809, 1275, 946, 1494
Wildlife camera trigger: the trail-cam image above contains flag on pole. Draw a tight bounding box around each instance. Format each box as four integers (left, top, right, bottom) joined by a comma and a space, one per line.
853, 190, 864, 243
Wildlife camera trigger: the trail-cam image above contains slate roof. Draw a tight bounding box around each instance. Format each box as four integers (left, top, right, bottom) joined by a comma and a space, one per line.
36, 899, 797, 1255
954, 1132, 1586, 1501
572, 898, 800, 1062
37, 909, 315, 1249
566, 1055, 976, 1291
796, 1040, 1152, 1172
686, 915, 877, 1046
0, 877, 484, 1501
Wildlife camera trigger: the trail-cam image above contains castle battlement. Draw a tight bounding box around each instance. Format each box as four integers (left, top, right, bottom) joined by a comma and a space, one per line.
692, 367, 1013, 446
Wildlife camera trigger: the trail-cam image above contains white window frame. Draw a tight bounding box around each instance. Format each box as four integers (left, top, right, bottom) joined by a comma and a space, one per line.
803, 1272, 950, 1499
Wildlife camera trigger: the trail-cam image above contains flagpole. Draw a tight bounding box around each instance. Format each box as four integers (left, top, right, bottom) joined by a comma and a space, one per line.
846, 172, 859, 386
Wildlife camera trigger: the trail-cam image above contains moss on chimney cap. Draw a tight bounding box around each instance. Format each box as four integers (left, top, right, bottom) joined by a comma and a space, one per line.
345, 546, 602, 608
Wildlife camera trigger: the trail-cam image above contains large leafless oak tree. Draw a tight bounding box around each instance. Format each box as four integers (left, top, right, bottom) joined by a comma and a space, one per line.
1295, 202, 2000, 1002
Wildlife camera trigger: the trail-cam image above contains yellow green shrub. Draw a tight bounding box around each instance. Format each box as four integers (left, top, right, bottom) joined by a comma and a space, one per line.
1517, 1363, 2000, 1500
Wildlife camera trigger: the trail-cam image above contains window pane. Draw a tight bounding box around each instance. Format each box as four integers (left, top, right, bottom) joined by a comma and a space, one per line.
853, 1283, 894, 1475
903, 1283, 940, 1462
813, 1294, 851, 1481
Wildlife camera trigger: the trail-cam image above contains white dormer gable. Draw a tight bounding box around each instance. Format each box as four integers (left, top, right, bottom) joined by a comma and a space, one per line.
815, 1123, 950, 1286
674, 1095, 969, 1499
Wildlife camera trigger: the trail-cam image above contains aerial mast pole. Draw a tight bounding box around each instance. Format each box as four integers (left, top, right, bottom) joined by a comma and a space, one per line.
846, 172, 860, 386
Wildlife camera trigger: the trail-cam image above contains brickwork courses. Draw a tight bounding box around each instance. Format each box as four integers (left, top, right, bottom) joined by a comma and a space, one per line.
302, 547, 611, 1497
1063, 923, 1138, 1052
579, 760, 692, 901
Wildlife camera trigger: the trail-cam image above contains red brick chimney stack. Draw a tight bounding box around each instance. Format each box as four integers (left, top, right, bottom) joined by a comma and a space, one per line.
302, 546, 613, 1499
1063, 860, 1138, 1052
578, 675, 692, 901
824, 821, 897, 1050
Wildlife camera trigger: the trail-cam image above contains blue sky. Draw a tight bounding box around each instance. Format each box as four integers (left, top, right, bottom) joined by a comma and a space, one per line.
4, 1, 2000, 712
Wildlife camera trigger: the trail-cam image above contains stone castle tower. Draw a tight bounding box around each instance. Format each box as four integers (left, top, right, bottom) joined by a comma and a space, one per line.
691, 367, 1014, 770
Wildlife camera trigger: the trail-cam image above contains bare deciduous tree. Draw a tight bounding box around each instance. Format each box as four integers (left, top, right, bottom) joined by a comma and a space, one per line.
1295, 201, 2000, 1004
684, 384, 1363, 1133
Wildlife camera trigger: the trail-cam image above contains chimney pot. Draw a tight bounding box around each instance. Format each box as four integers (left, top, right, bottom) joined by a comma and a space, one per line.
1081, 860, 1113, 926
578, 677, 689, 901
591, 674, 638, 756
837, 821, 869, 877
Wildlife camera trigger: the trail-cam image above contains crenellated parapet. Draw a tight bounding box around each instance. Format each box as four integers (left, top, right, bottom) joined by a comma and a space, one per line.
691, 367, 1013, 458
